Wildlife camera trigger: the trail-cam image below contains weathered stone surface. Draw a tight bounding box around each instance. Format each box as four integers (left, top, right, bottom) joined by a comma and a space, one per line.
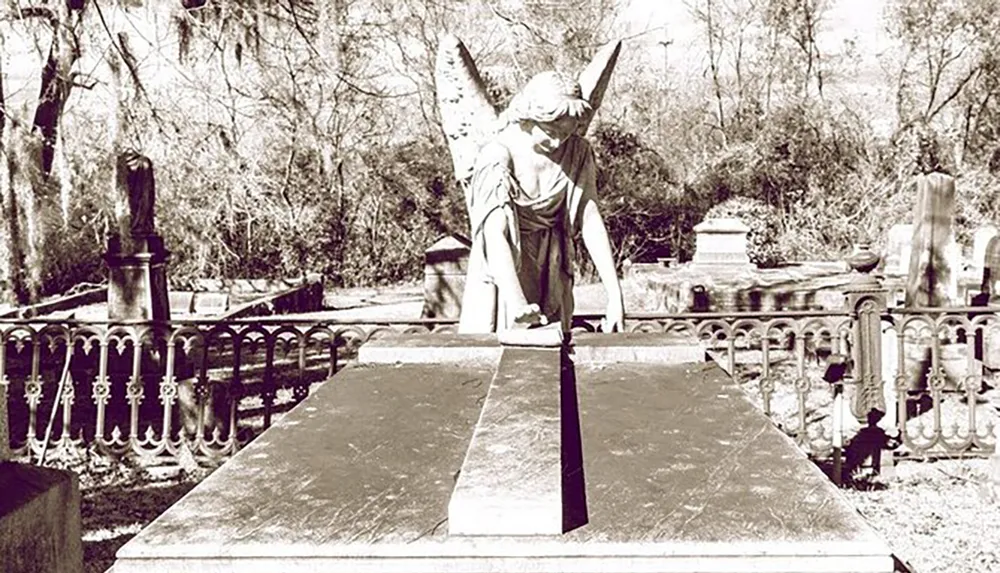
191, 291, 230, 315
972, 226, 998, 281
570, 332, 705, 364
0, 462, 83, 573
167, 291, 195, 315
111, 336, 893, 572
106, 249, 171, 321
449, 348, 563, 536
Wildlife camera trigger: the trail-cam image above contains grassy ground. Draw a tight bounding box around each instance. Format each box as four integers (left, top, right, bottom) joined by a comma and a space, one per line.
33, 447, 208, 573
844, 458, 1000, 573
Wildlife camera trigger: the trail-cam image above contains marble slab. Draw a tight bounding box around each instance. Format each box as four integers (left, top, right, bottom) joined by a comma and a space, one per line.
570, 332, 705, 364
111, 336, 893, 573
358, 334, 500, 365
360, 332, 705, 366
448, 348, 563, 536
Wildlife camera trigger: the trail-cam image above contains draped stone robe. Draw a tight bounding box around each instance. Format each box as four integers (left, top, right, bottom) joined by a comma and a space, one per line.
458, 135, 596, 333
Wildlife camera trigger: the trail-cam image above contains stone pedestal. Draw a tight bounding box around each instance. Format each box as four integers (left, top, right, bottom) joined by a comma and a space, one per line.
106, 234, 171, 321
421, 235, 470, 319
0, 462, 83, 573
691, 217, 753, 268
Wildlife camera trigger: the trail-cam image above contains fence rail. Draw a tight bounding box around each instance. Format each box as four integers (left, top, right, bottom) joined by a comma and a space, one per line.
3, 298, 1000, 468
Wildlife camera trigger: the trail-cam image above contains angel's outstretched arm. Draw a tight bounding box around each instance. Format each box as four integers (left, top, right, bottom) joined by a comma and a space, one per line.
576, 150, 624, 332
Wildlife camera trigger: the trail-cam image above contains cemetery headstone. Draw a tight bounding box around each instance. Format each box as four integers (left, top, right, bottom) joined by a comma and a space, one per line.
905, 173, 958, 307
903, 173, 962, 391
421, 234, 471, 319
691, 217, 753, 268
882, 223, 912, 276
982, 235, 1000, 304
191, 291, 230, 315
972, 226, 999, 283
982, 235, 1000, 370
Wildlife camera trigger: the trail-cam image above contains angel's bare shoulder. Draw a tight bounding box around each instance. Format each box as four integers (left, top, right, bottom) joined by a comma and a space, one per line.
474, 141, 513, 170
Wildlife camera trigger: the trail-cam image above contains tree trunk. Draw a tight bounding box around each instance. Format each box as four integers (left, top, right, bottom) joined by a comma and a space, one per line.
2, 1, 87, 304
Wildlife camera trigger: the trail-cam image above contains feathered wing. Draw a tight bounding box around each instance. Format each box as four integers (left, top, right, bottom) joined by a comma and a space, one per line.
576, 39, 622, 135
435, 34, 498, 186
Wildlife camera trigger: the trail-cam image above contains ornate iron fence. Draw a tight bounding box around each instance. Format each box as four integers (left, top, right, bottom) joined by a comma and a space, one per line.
3, 297, 997, 468
0, 317, 458, 465
884, 307, 1000, 457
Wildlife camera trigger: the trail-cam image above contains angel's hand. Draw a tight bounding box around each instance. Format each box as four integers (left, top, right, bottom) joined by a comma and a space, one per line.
512, 303, 547, 328
601, 298, 624, 333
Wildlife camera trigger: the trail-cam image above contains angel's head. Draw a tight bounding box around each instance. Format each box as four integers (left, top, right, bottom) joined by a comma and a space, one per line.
503, 71, 592, 154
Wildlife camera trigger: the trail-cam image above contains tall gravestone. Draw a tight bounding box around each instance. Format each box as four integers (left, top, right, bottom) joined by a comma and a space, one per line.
106, 152, 171, 321
905, 173, 958, 308
903, 173, 962, 392
984, 235, 1000, 304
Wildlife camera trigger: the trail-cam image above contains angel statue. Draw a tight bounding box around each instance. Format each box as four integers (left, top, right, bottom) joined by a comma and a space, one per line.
436, 35, 624, 335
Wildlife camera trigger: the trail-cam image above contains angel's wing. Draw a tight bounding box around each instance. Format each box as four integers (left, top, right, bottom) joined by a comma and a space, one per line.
435, 34, 498, 185
576, 39, 622, 135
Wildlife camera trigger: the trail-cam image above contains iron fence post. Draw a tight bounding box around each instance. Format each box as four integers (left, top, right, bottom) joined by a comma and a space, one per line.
845, 244, 893, 476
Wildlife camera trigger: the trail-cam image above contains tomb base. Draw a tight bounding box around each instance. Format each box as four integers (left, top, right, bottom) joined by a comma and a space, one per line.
110, 335, 893, 573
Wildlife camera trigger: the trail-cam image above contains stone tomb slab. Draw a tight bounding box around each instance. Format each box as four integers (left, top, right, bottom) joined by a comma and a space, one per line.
111, 335, 893, 573
359, 332, 705, 366
448, 348, 563, 536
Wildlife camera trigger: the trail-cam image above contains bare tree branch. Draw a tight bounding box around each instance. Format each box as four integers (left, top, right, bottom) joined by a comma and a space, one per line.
1, 5, 57, 26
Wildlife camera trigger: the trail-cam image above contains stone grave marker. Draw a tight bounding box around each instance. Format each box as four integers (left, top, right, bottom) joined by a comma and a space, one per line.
982, 235, 1000, 369
421, 234, 471, 319
906, 173, 959, 307
192, 292, 230, 315
691, 217, 753, 268
882, 223, 912, 276
106, 153, 171, 322
973, 226, 999, 282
